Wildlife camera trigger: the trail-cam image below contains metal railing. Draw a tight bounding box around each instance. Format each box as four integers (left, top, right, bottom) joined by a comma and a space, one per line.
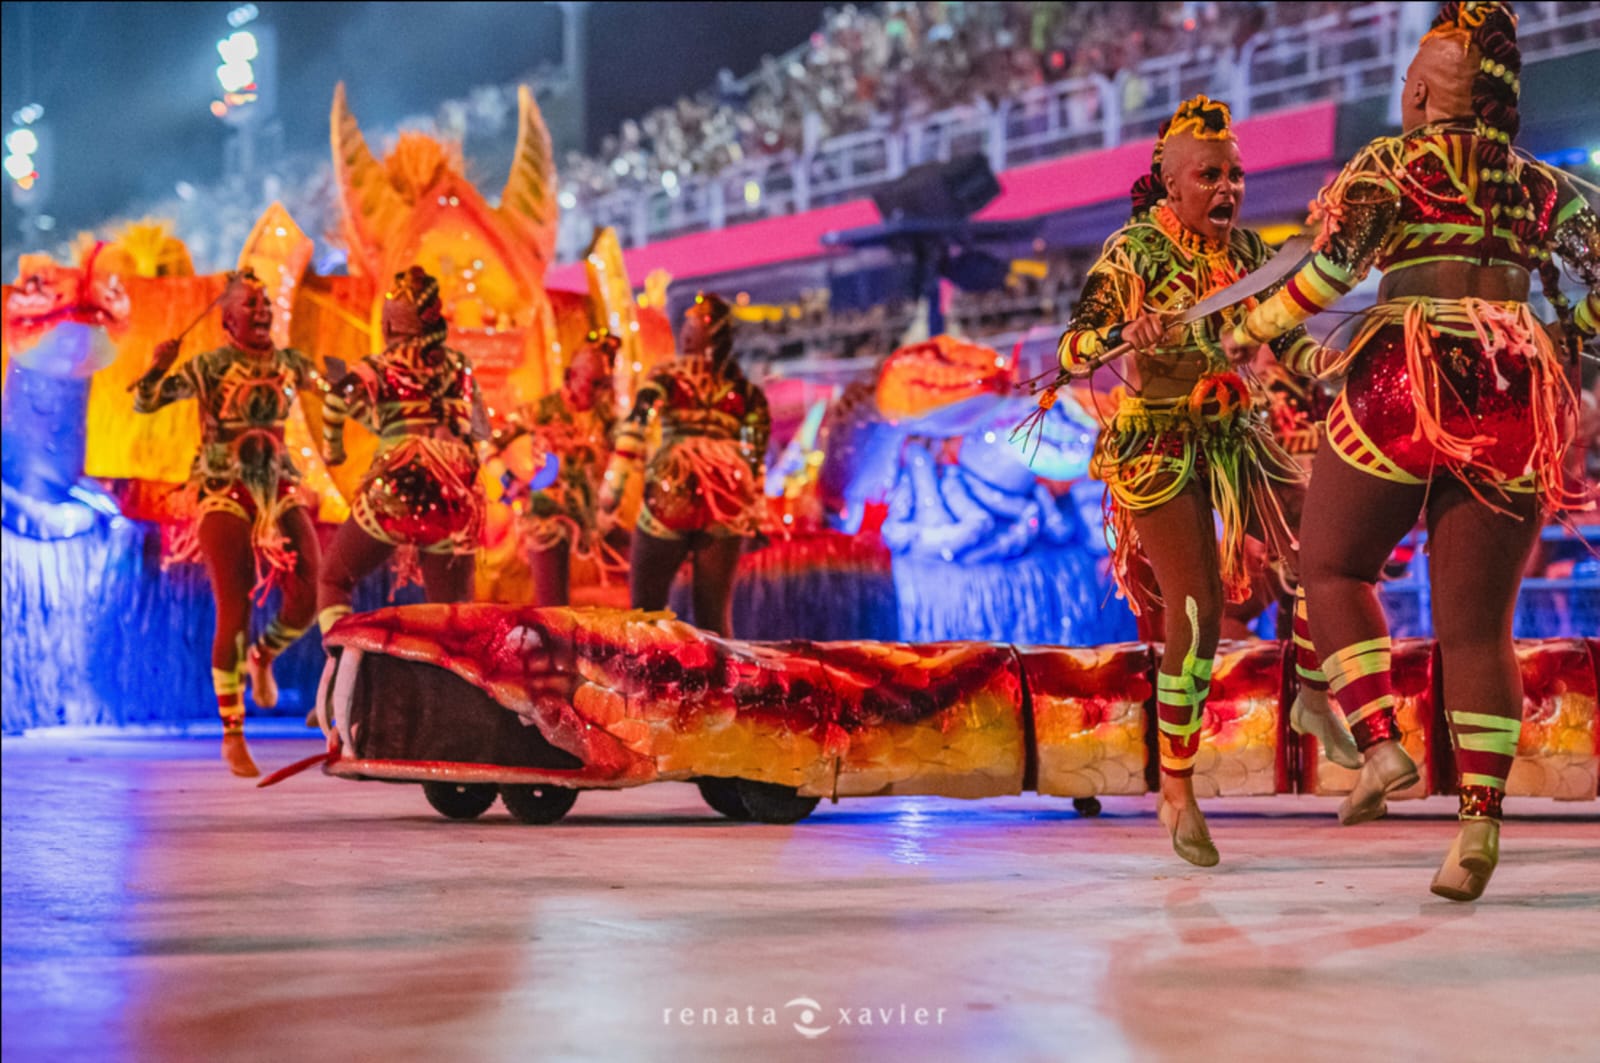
556, 0, 1600, 261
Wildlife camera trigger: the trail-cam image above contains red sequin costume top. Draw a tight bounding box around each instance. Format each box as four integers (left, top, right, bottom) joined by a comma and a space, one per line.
322, 340, 488, 554
604, 356, 771, 541
1056, 204, 1310, 608
1236, 121, 1600, 509
134, 345, 325, 592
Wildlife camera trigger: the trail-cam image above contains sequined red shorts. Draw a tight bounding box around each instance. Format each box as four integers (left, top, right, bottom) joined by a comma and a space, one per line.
352, 436, 483, 553
1329, 323, 1569, 489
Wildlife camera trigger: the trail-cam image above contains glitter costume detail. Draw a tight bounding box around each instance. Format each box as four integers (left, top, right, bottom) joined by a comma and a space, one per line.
604, 356, 771, 541
134, 344, 325, 598
1059, 207, 1307, 609
322, 338, 488, 555
1236, 120, 1596, 513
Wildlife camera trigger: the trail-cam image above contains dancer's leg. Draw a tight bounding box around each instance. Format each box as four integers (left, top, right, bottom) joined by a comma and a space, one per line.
197, 510, 259, 777
690, 534, 744, 638
246, 505, 320, 708
1129, 482, 1223, 867
420, 549, 476, 604
1425, 480, 1542, 901
529, 543, 571, 607
1298, 441, 1428, 822
628, 527, 692, 613
317, 521, 395, 635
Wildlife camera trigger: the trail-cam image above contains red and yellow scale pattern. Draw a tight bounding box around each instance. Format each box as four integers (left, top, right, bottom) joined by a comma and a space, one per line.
318, 606, 1599, 805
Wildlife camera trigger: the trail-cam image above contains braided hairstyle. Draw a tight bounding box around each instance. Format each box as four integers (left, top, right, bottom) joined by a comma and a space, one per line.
1427, 3, 1524, 213
1128, 95, 1235, 218
1427, 3, 1575, 358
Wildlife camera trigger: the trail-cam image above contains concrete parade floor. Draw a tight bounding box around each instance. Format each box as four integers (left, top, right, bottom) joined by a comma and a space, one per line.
3, 730, 1598, 1063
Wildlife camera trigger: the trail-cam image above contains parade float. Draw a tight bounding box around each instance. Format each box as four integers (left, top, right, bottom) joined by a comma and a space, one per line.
1, 86, 1595, 826
263, 603, 1598, 824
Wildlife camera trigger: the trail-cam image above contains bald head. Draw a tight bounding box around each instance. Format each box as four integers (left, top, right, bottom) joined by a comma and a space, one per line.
1160, 131, 1244, 244
1402, 29, 1478, 132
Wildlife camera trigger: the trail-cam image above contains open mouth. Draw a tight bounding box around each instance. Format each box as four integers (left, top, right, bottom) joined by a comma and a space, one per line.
1207, 203, 1236, 226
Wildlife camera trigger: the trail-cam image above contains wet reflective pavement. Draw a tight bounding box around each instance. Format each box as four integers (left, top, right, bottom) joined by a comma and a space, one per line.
4, 730, 1598, 1062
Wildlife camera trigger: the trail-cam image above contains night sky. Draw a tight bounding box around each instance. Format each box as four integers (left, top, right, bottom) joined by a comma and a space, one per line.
0, 1, 830, 238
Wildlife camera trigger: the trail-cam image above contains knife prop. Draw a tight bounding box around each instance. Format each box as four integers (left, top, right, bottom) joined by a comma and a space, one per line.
125, 289, 230, 393
1059, 234, 1315, 380
1013, 235, 1314, 455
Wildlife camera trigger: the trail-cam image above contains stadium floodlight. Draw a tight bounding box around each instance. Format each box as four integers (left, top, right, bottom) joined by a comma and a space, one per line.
5, 129, 39, 155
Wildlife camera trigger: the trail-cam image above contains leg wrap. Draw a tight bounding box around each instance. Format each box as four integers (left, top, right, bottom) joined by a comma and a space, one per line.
1155, 599, 1213, 778
1292, 587, 1327, 691
213, 666, 245, 729
1322, 636, 1398, 751
1450, 708, 1520, 820
255, 616, 309, 659
317, 604, 353, 636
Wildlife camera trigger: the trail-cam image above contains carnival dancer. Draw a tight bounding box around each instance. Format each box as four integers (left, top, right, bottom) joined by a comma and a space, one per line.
1225, 1, 1597, 901
317, 267, 488, 633
133, 268, 326, 776
1052, 95, 1356, 866
598, 293, 770, 637
496, 328, 623, 605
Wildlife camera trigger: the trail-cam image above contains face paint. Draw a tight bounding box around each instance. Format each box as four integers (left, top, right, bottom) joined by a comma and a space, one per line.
221, 278, 274, 353
1162, 134, 1245, 245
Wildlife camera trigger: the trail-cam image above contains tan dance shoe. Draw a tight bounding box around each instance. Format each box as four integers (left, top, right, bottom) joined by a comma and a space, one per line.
1289, 688, 1361, 769
1158, 798, 1220, 868
1338, 738, 1418, 825
1430, 818, 1500, 902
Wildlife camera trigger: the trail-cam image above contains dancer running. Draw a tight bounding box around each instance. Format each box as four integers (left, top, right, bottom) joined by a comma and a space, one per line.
1225, 1, 1597, 900
599, 293, 769, 637
317, 267, 487, 634
1054, 95, 1353, 866
133, 269, 325, 776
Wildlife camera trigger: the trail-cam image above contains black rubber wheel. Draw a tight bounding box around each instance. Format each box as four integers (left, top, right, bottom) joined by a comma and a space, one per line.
1072, 797, 1103, 817
422, 781, 498, 820
697, 777, 753, 820
499, 783, 578, 824
732, 779, 819, 824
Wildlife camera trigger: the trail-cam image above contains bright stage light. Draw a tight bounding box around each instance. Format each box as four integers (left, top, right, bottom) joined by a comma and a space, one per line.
4, 153, 35, 181
6, 129, 39, 155
216, 61, 255, 93
217, 31, 258, 63
1591, 148, 1600, 167
744, 180, 761, 206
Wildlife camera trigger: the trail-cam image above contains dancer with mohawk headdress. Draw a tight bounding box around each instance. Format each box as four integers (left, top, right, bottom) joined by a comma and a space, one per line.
599, 293, 770, 638
1051, 95, 1356, 867
317, 267, 489, 636
1225, 2, 1598, 900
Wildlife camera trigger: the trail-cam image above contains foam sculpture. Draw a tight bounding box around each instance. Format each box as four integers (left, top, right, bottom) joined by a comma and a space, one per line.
279, 605, 1600, 824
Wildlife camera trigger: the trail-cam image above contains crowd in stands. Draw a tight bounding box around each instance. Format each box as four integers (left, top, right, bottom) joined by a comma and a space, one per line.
560, 1, 1352, 202
735, 248, 1095, 364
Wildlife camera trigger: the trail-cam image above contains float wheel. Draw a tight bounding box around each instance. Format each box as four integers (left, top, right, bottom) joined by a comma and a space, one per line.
732, 780, 819, 824
696, 777, 753, 820
422, 781, 499, 820
499, 783, 578, 824
1072, 797, 1103, 817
